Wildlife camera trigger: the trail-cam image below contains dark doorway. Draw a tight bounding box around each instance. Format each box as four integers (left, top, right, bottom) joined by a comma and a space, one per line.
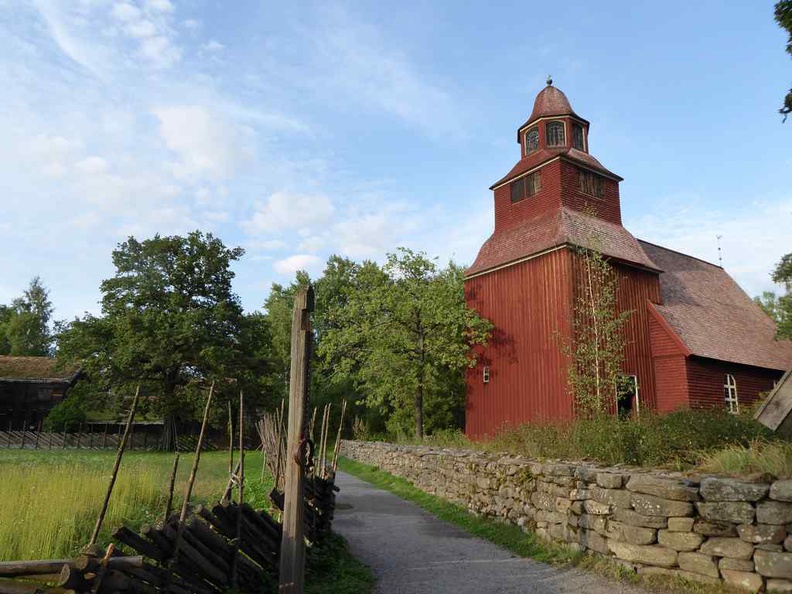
616, 375, 638, 418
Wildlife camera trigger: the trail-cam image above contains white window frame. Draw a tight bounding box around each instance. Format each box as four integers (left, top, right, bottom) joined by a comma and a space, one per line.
724, 374, 739, 414
483, 366, 490, 384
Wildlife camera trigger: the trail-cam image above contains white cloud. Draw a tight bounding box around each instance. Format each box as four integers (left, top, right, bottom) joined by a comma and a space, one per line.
248, 239, 288, 251
75, 156, 109, 174
125, 20, 158, 39
139, 35, 182, 69
631, 196, 792, 297
111, 3, 142, 23
298, 236, 325, 252
243, 191, 334, 234
274, 254, 324, 275
145, 0, 175, 14
32, 0, 102, 73
203, 40, 224, 52
182, 19, 201, 30
153, 105, 248, 179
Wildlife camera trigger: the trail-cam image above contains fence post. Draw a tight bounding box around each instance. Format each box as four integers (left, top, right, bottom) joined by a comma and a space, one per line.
279, 285, 314, 594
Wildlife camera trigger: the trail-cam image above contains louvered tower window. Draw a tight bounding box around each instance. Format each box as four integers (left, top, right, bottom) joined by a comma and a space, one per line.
546, 121, 565, 147
510, 172, 542, 203
578, 169, 604, 198
572, 123, 585, 150
724, 374, 739, 414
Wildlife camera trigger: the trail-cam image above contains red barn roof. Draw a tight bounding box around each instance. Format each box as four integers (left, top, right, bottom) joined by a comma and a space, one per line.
467, 208, 659, 277
640, 241, 792, 372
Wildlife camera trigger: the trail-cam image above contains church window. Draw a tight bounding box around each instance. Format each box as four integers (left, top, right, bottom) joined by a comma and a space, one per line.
546, 121, 565, 147
578, 169, 604, 198
510, 171, 542, 203
525, 127, 539, 154
572, 123, 585, 151
724, 374, 739, 414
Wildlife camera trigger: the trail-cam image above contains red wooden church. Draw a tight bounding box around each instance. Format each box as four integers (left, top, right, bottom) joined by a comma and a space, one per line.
464, 81, 792, 438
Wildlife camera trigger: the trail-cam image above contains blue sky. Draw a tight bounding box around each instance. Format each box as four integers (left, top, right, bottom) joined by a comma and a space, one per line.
0, 0, 789, 319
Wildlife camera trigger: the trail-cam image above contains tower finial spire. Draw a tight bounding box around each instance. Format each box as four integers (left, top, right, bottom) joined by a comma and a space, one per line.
546, 74, 553, 86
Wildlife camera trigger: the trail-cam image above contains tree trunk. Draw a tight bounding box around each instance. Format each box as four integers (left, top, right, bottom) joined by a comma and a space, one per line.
161, 412, 178, 452
415, 384, 423, 440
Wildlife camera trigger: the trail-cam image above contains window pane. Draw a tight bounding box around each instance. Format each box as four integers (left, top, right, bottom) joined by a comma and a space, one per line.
526, 128, 539, 154
527, 172, 541, 196
510, 177, 525, 203
546, 122, 565, 147
573, 124, 585, 150
578, 170, 604, 198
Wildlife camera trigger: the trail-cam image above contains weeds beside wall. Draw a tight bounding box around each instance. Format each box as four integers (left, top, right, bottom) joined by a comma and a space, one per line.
343, 440, 792, 592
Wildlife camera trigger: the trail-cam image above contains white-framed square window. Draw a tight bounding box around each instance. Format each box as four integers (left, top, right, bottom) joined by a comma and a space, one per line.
483, 366, 490, 384
724, 374, 739, 414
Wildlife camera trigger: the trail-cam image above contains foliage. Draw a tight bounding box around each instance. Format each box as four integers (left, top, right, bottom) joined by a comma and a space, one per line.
318, 249, 491, 439
563, 248, 631, 416
771, 252, 792, 339
483, 410, 773, 467
0, 277, 54, 356
43, 391, 88, 432
56, 232, 272, 448
777, 0, 792, 120
699, 439, 792, 478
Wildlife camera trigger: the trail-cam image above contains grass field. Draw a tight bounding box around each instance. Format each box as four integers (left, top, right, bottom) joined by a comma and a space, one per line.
0, 450, 374, 593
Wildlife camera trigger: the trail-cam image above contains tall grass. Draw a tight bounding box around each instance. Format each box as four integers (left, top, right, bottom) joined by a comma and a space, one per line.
0, 450, 272, 560
698, 440, 792, 477
396, 410, 775, 469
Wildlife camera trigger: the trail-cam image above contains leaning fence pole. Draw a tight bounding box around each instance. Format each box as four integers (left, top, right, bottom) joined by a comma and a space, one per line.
164, 453, 180, 520
88, 385, 141, 548
331, 399, 348, 473
279, 285, 313, 594
231, 391, 245, 589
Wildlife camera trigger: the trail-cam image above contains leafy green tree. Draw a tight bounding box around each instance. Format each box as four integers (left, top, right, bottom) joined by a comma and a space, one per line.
319, 249, 491, 439
0, 277, 54, 356
57, 231, 266, 449
777, 1, 792, 120
564, 249, 632, 417
771, 253, 792, 339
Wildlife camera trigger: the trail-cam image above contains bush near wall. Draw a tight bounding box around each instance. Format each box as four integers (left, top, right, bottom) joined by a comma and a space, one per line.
343, 440, 792, 593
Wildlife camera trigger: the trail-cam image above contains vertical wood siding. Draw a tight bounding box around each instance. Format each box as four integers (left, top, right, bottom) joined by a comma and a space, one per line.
648, 315, 689, 412
686, 357, 783, 411
465, 249, 574, 438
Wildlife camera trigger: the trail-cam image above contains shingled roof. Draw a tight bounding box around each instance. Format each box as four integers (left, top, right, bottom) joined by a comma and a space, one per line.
640, 241, 792, 372
0, 356, 82, 384
467, 208, 659, 277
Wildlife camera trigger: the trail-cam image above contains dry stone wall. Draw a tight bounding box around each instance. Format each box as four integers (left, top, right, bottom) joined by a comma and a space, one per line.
342, 440, 792, 593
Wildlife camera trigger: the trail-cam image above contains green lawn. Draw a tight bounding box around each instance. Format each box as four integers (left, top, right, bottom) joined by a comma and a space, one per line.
0, 450, 373, 593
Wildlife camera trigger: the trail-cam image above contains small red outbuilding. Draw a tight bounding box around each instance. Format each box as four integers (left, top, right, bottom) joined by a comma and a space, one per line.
464, 82, 792, 439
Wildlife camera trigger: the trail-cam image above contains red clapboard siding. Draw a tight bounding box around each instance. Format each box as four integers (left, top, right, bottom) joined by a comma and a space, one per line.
465, 248, 574, 439
687, 357, 783, 411
648, 314, 689, 411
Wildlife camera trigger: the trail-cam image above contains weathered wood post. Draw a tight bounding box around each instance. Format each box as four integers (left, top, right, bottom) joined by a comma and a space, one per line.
279, 285, 314, 594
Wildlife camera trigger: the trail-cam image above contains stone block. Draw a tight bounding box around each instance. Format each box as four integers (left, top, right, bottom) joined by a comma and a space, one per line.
694, 519, 738, 536
759, 544, 785, 552
697, 501, 755, 524
721, 570, 764, 593
612, 507, 668, 529
700, 477, 769, 502
786, 535, 792, 552
531, 491, 556, 511
591, 486, 633, 508
555, 497, 572, 513
578, 514, 607, 534
760, 501, 792, 525
606, 520, 656, 545
596, 472, 624, 489
677, 570, 721, 585
657, 529, 704, 551
631, 493, 694, 517
574, 465, 600, 483
535, 510, 566, 524
737, 523, 787, 544
570, 501, 584, 515
569, 488, 590, 501
772, 481, 792, 502
699, 537, 754, 560
756, 549, 792, 579
667, 517, 695, 532
607, 540, 678, 567
767, 579, 792, 592
580, 529, 609, 554
626, 475, 700, 501
677, 552, 720, 578
719, 557, 754, 572
583, 499, 611, 515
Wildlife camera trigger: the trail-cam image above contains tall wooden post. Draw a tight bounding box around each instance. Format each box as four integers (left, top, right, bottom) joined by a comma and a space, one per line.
279, 286, 314, 594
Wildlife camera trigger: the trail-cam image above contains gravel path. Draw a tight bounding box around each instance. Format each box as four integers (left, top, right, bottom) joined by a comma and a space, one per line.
333, 471, 651, 594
